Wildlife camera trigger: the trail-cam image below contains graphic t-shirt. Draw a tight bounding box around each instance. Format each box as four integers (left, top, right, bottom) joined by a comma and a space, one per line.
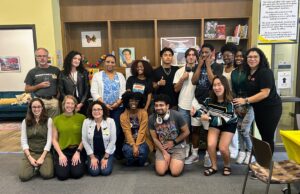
148, 110, 186, 148
130, 115, 139, 140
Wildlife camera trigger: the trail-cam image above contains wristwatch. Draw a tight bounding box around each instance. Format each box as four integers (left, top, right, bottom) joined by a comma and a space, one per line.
103, 156, 109, 160
245, 98, 249, 104
172, 139, 177, 146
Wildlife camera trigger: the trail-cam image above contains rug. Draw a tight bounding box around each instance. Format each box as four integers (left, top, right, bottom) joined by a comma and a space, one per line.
0, 122, 21, 152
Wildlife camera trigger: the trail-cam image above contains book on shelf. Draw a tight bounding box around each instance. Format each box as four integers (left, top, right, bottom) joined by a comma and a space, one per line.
204, 21, 218, 39
226, 36, 240, 45
234, 24, 248, 38
216, 24, 226, 39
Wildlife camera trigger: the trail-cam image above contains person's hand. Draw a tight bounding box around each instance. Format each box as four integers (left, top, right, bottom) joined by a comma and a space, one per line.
38, 81, 50, 89
111, 102, 119, 110
162, 140, 174, 151
133, 145, 139, 158
201, 114, 210, 121
181, 72, 189, 81
28, 156, 38, 167
76, 103, 83, 112
190, 106, 196, 116
71, 151, 81, 166
59, 153, 68, 167
162, 150, 171, 166
90, 157, 99, 170
158, 76, 166, 86
233, 98, 247, 106
106, 104, 113, 110
101, 158, 108, 169
198, 56, 205, 68
205, 54, 213, 67
36, 156, 45, 166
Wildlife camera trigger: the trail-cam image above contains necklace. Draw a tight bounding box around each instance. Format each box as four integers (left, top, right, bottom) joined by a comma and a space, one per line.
162, 66, 171, 76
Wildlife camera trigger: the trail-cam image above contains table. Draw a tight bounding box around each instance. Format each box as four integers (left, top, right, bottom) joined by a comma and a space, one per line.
280, 130, 300, 164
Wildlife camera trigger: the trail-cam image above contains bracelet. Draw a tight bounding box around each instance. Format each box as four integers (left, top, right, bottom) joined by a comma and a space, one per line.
26, 154, 31, 158
76, 149, 82, 153
245, 98, 249, 104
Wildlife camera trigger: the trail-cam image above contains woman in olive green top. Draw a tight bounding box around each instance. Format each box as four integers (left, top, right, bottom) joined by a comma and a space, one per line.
52, 95, 86, 180
19, 98, 53, 181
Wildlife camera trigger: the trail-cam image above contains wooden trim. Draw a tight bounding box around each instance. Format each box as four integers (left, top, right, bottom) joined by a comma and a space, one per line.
154, 19, 158, 68
107, 21, 112, 53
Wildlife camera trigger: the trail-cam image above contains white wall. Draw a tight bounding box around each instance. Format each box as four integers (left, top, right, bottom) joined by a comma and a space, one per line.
0, 29, 35, 91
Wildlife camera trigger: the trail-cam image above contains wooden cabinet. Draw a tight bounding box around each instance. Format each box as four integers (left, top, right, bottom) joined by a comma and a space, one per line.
63, 17, 250, 68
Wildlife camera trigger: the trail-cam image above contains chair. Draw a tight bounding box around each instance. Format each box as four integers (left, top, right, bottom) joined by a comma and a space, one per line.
242, 135, 300, 194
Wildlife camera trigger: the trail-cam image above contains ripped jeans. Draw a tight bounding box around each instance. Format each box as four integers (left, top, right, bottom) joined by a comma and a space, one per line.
237, 106, 254, 152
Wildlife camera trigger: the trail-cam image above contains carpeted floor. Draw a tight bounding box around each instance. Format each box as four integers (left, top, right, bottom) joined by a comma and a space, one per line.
0, 122, 21, 152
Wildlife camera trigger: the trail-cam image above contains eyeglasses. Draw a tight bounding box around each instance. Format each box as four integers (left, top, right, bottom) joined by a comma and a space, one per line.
32, 106, 42, 109
247, 56, 259, 60
36, 55, 48, 58
92, 108, 103, 112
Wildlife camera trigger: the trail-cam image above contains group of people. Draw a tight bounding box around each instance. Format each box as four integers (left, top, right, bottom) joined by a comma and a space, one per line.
19, 43, 282, 181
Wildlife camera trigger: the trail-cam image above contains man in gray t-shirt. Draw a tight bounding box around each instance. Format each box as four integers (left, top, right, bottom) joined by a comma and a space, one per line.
24, 48, 60, 118
149, 94, 189, 177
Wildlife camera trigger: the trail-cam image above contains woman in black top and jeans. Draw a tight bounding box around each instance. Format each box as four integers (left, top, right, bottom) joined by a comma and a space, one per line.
59, 51, 90, 115
233, 47, 282, 153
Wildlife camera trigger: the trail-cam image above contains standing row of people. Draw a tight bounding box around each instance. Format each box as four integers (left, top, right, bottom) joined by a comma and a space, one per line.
19, 44, 282, 180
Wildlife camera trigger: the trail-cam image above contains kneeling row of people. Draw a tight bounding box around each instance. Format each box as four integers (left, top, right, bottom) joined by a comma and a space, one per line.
19, 76, 237, 181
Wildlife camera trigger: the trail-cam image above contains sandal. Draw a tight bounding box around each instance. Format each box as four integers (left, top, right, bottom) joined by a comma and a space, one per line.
204, 167, 218, 176
222, 167, 231, 176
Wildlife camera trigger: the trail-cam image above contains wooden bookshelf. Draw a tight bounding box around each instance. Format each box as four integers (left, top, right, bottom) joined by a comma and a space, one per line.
59, 0, 253, 67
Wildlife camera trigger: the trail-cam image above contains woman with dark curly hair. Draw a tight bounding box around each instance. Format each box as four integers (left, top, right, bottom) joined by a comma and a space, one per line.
82, 101, 116, 176
233, 47, 282, 153
126, 60, 153, 111
59, 50, 90, 115
120, 91, 153, 166
19, 98, 53, 181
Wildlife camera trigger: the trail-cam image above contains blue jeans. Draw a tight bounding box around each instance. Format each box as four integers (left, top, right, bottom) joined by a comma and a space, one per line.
122, 142, 149, 166
178, 107, 191, 131
110, 106, 125, 158
87, 155, 114, 176
237, 106, 254, 151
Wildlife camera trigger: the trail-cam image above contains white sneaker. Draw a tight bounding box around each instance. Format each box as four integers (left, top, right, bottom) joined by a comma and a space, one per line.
236, 151, 246, 164
243, 151, 251, 165
185, 154, 199, 165
185, 144, 190, 158
204, 154, 212, 167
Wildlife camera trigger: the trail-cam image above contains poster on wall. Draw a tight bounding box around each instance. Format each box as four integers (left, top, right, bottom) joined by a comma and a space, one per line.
0, 56, 21, 72
259, 0, 298, 43
81, 31, 101, 47
160, 37, 196, 66
119, 47, 135, 68
278, 71, 292, 89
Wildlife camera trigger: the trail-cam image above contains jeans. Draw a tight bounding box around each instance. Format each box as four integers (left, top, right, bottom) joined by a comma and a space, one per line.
122, 142, 149, 166
53, 148, 85, 180
87, 154, 114, 176
237, 106, 254, 152
110, 106, 125, 158
178, 107, 191, 132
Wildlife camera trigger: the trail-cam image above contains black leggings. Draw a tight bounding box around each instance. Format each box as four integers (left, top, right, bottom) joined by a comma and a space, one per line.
253, 104, 282, 153
53, 148, 85, 180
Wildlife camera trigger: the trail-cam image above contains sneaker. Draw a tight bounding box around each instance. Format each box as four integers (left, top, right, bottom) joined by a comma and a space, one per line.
185, 144, 190, 158
204, 153, 212, 168
236, 151, 246, 164
144, 161, 150, 167
243, 151, 251, 165
185, 154, 199, 165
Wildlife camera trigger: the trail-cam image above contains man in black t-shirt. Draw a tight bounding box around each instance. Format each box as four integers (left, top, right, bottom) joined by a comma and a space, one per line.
153, 48, 179, 108
24, 48, 60, 118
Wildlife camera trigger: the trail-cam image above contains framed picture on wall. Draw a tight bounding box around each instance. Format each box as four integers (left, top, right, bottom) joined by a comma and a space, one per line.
119, 47, 135, 68
81, 31, 101, 47
0, 56, 21, 72
160, 37, 196, 66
